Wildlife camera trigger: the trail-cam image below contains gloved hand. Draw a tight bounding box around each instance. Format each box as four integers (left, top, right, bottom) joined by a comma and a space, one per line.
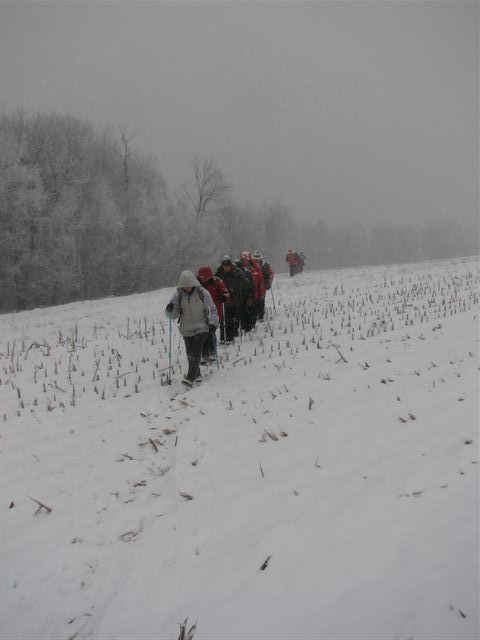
209, 324, 217, 333
166, 302, 174, 312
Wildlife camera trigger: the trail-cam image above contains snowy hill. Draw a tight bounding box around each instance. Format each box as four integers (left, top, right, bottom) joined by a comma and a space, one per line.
1, 257, 478, 640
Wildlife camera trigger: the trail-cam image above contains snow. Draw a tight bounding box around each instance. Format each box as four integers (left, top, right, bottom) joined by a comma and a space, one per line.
1, 257, 478, 640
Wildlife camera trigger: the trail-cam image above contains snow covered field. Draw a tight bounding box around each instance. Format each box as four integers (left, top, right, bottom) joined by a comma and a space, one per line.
1, 257, 478, 640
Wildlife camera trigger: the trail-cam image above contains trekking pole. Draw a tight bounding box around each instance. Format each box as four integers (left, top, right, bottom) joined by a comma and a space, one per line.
270, 285, 277, 313
213, 332, 220, 369
222, 303, 226, 342
168, 318, 172, 384
222, 303, 228, 357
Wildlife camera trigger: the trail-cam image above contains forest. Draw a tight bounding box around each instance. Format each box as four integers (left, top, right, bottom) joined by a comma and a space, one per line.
1, 108, 477, 312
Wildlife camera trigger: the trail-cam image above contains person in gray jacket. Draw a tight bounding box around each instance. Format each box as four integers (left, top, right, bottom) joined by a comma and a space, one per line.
165, 270, 219, 387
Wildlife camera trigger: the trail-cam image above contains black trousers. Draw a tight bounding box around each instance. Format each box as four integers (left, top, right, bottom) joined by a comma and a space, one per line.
202, 329, 218, 358
256, 296, 266, 321
224, 304, 240, 341
240, 301, 256, 332
183, 333, 208, 381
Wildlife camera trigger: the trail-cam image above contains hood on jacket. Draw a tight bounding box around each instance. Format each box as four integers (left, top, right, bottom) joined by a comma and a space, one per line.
177, 270, 201, 289
197, 266, 214, 284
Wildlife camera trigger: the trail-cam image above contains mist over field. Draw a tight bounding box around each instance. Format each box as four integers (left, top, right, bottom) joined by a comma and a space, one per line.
1, 107, 478, 313
1, 1, 478, 313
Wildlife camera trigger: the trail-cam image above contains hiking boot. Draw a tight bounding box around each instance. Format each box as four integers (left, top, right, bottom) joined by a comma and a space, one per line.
181, 377, 194, 388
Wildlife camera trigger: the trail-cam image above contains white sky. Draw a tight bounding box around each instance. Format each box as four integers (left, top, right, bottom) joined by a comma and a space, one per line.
1, 0, 478, 229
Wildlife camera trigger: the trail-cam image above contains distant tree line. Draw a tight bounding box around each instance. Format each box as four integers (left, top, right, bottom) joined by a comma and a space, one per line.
1, 109, 477, 312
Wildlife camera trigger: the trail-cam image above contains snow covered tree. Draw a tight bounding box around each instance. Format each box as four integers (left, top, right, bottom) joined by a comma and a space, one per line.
0, 122, 45, 310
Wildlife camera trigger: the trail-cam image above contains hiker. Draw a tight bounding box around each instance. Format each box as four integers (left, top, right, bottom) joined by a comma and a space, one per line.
215, 256, 246, 343
294, 250, 305, 273
240, 251, 264, 330
252, 251, 274, 321
165, 270, 219, 387
196, 265, 230, 363
286, 249, 298, 277
235, 257, 257, 332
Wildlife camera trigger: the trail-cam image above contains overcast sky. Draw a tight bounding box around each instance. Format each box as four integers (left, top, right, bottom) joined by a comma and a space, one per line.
1, 0, 478, 230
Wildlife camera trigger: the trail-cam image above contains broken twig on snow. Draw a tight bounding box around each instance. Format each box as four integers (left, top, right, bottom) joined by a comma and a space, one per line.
28, 496, 53, 514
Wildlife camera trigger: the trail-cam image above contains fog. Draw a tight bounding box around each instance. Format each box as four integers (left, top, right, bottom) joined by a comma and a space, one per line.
2, 0, 478, 232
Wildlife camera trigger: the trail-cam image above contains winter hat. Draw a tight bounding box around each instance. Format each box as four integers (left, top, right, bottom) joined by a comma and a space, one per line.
177, 270, 201, 289
253, 251, 262, 260
221, 255, 233, 265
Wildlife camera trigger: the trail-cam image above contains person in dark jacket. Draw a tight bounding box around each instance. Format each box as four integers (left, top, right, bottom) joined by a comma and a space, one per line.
294, 251, 305, 273
165, 270, 218, 387
238, 252, 259, 331
215, 256, 246, 342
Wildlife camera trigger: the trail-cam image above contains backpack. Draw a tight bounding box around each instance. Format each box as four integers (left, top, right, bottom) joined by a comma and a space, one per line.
177, 287, 208, 323
178, 286, 205, 306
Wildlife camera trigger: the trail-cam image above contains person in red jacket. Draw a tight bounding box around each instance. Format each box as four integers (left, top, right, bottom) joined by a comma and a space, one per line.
197, 266, 230, 362
241, 251, 265, 299
253, 251, 274, 321
240, 251, 265, 329
286, 248, 298, 277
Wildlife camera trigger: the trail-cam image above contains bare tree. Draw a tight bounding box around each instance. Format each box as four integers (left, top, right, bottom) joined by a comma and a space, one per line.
117, 124, 141, 194
182, 156, 232, 222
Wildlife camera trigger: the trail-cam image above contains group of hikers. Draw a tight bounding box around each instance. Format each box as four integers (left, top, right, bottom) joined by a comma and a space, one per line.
285, 248, 306, 277
166, 250, 275, 387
